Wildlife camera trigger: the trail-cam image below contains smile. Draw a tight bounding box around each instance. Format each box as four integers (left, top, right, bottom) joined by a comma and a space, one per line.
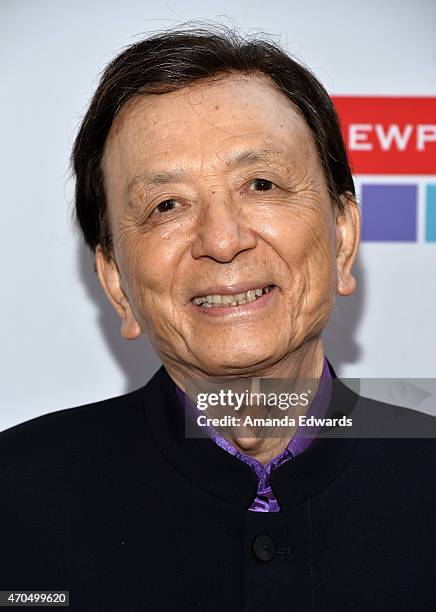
191, 285, 275, 308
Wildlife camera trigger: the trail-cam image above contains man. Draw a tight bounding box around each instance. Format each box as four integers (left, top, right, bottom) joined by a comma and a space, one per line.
1, 26, 435, 611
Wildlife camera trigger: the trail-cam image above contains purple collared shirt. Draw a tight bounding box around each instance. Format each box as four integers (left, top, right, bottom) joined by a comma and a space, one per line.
175, 357, 332, 512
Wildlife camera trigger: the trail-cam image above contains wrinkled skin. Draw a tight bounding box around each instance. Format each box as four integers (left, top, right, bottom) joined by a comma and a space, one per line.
96, 74, 360, 462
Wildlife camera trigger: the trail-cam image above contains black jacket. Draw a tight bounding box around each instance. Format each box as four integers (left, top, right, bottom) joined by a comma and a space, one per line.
1, 361, 435, 611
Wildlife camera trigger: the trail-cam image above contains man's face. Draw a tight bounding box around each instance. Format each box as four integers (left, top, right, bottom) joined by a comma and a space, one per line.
99, 74, 358, 377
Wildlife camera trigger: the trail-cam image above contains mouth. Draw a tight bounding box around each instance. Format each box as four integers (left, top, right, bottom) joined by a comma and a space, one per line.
190, 284, 276, 308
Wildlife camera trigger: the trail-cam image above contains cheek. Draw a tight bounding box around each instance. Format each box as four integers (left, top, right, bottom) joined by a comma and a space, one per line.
122, 231, 189, 336
303, 217, 335, 277
298, 219, 337, 324
260, 203, 333, 264
119, 237, 167, 310
259, 206, 335, 304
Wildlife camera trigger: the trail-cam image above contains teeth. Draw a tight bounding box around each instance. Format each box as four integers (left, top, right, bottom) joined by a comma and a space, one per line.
193, 285, 274, 308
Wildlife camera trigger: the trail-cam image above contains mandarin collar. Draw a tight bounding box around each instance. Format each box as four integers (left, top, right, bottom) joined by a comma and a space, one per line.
140, 358, 361, 511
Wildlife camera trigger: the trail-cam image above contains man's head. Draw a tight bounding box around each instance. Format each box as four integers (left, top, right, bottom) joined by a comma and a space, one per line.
72, 26, 360, 379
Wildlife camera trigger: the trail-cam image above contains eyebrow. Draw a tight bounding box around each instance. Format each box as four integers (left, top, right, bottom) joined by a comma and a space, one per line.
225, 146, 278, 168
126, 146, 281, 195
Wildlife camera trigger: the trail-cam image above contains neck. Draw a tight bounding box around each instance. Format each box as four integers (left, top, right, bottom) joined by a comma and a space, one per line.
165, 337, 326, 465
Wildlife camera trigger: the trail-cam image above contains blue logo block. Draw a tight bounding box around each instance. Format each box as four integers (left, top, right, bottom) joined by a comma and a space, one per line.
425, 185, 436, 243
361, 184, 417, 242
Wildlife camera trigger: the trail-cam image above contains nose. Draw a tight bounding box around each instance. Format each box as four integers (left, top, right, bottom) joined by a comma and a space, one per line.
191, 194, 257, 263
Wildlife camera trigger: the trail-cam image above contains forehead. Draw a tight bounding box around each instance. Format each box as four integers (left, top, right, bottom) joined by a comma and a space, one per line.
102, 74, 317, 184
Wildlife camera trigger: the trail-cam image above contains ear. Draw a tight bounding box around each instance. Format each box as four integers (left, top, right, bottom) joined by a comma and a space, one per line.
335, 193, 361, 297
95, 244, 142, 340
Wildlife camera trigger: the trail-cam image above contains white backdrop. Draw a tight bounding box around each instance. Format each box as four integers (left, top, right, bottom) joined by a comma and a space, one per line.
1, 0, 435, 431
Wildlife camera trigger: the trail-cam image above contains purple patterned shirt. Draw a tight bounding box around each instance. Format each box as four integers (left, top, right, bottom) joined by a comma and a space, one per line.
175, 356, 332, 512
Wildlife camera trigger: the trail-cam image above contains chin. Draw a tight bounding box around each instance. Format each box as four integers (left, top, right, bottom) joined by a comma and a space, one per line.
196, 347, 281, 377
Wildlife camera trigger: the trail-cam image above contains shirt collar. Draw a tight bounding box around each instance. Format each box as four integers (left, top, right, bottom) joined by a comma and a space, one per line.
140, 358, 361, 511
174, 356, 333, 478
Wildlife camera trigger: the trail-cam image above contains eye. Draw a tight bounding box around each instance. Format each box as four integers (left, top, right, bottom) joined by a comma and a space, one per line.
151, 199, 180, 215
249, 178, 274, 191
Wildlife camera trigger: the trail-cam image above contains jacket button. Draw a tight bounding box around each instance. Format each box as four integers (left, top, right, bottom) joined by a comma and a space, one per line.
252, 534, 275, 562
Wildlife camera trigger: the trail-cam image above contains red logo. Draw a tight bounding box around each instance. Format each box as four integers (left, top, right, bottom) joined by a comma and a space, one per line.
332, 96, 436, 175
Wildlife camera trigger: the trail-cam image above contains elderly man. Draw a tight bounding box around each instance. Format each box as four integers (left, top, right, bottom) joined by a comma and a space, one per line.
1, 27, 435, 611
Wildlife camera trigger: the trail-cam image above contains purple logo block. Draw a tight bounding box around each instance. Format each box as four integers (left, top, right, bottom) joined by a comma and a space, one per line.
361, 184, 417, 242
